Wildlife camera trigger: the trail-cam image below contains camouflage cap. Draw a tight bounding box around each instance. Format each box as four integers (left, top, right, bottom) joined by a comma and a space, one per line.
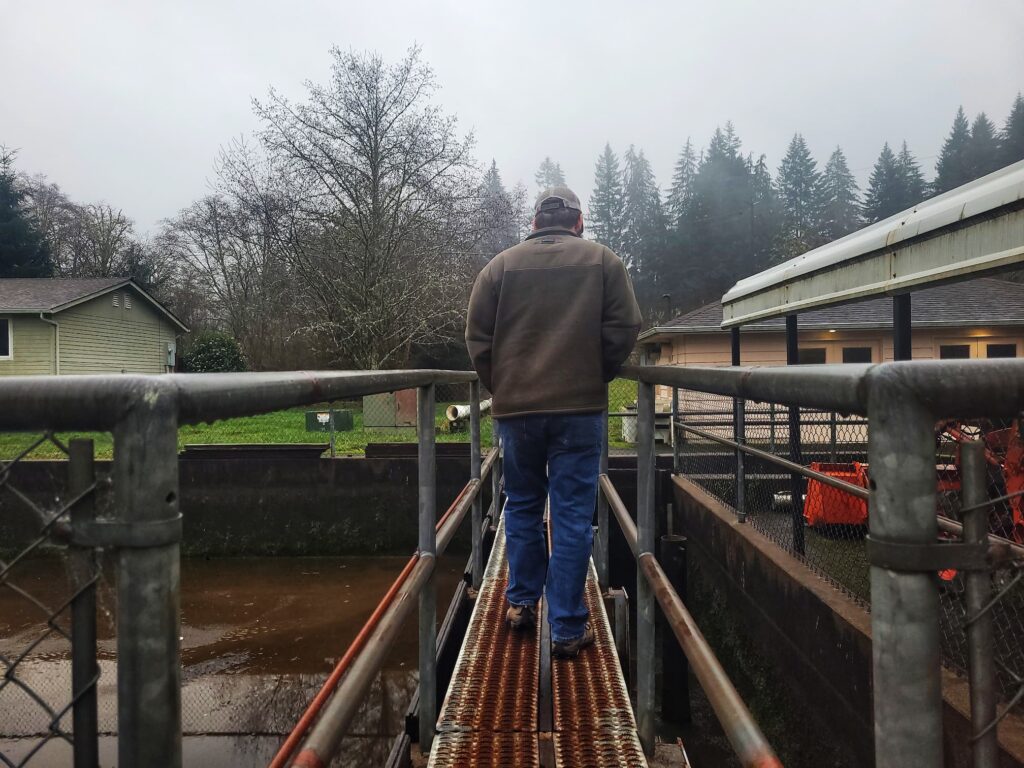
534, 185, 582, 214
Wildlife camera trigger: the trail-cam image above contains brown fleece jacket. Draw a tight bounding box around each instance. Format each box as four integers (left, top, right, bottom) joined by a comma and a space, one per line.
465, 227, 642, 418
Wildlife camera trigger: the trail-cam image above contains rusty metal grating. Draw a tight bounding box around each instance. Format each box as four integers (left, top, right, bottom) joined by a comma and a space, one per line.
434, 517, 539, 740
552, 563, 646, 767
430, 731, 540, 767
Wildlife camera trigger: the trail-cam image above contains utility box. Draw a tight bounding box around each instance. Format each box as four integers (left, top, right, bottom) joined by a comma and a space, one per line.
305, 409, 354, 432
363, 389, 418, 431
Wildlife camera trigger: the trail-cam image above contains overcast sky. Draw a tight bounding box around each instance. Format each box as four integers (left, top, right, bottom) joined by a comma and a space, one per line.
3, 0, 1023, 234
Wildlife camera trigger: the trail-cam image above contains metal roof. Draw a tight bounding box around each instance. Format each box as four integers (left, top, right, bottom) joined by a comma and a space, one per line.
0, 278, 189, 332
641, 278, 1024, 339
720, 159, 1024, 328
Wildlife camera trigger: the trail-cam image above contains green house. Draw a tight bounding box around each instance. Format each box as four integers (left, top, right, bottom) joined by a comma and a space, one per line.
0, 278, 189, 376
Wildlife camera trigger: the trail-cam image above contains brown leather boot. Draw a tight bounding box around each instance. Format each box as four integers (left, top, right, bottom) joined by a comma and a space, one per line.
505, 603, 537, 630
552, 623, 595, 658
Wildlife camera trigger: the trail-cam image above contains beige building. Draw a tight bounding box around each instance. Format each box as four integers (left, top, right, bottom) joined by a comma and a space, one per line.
0, 278, 188, 376
641, 278, 1024, 368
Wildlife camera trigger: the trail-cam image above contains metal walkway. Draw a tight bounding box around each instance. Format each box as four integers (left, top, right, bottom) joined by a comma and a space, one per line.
429, 519, 646, 768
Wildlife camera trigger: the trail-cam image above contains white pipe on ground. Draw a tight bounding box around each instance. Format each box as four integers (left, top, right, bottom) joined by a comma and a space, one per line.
446, 399, 492, 424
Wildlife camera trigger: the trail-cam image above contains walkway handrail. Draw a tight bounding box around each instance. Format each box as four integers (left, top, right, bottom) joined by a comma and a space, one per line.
0, 368, 483, 768
599, 475, 782, 767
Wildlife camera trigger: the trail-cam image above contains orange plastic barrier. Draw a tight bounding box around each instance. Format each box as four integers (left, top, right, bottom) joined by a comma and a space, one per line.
803, 462, 869, 526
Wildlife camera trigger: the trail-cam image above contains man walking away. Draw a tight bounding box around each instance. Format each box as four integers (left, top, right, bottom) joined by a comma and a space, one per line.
465, 185, 642, 658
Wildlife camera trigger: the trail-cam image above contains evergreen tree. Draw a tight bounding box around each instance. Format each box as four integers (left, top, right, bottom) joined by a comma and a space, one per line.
534, 156, 566, 191
966, 113, 1001, 179
478, 160, 522, 259
863, 142, 902, 223
621, 146, 667, 308
588, 144, 625, 254
1000, 93, 1024, 167
933, 107, 973, 194
819, 146, 862, 241
749, 154, 781, 267
666, 139, 697, 230
895, 141, 926, 205
775, 133, 824, 258
0, 149, 52, 278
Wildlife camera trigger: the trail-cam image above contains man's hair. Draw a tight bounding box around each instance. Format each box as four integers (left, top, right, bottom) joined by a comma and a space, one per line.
533, 207, 580, 230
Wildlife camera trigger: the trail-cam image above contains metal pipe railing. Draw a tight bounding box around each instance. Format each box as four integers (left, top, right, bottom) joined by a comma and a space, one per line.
635, 374, 656, 755
599, 472, 782, 768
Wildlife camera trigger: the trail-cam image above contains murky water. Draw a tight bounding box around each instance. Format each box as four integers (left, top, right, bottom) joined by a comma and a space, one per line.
0, 556, 463, 767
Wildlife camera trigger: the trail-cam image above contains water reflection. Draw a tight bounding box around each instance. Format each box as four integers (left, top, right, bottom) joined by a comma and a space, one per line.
0, 556, 463, 767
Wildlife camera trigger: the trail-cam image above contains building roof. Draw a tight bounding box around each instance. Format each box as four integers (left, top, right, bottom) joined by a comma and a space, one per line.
0, 278, 189, 332
643, 278, 1024, 338
720, 159, 1024, 327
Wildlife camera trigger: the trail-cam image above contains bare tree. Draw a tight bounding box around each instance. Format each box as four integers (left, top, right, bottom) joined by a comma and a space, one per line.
249, 46, 480, 369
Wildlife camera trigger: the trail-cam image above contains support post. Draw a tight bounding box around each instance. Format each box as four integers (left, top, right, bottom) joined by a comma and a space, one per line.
829, 411, 838, 463
114, 385, 181, 768
470, 380, 483, 588
418, 384, 437, 752
786, 315, 805, 554
731, 327, 746, 522
69, 439, 99, 768
659, 534, 690, 724
596, 389, 610, 590
894, 294, 912, 361
636, 373, 656, 755
962, 440, 998, 768
868, 374, 942, 768
671, 386, 680, 476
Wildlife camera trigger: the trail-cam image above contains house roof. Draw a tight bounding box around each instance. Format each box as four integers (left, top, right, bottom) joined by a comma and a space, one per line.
0, 278, 189, 333
642, 277, 1024, 339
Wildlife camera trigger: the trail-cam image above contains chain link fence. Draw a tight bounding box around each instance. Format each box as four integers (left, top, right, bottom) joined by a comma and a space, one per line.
670, 385, 1024, 726
1, 434, 106, 767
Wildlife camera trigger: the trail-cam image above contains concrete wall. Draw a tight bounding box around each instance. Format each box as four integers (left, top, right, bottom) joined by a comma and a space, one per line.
673, 474, 1024, 768
1, 454, 483, 557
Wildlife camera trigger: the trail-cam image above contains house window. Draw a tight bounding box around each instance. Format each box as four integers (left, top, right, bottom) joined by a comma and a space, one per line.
0, 319, 10, 359
940, 344, 971, 360
986, 343, 1016, 358
797, 347, 827, 364
112, 293, 120, 308
842, 347, 873, 364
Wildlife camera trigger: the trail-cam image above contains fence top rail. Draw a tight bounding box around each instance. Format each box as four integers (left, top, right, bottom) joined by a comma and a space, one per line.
0, 369, 477, 431
621, 359, 1024, 418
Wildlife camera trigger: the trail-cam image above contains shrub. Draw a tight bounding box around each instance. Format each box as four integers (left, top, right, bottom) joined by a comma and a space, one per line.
182, 331, 247, 373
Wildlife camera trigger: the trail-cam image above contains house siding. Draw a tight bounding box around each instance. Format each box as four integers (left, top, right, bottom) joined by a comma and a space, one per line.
0, 315, 56, 376
58, 287, 178, 375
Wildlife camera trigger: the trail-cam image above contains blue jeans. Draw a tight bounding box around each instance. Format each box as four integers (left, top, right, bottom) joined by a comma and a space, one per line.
499, 412, 602, 643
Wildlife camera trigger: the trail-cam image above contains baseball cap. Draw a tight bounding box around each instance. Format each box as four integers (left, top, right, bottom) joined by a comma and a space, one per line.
534, 186, 582, 214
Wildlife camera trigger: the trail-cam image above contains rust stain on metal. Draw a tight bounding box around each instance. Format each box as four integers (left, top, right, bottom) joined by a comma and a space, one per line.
430, 732, 539, 767
552, 565, 647, 767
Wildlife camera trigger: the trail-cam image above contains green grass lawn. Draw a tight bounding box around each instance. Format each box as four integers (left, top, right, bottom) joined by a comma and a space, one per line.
0, 379, 640, 460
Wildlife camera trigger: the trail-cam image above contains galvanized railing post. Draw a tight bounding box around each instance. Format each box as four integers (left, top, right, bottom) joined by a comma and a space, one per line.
962, 439, 998, 768
596, 389, 610, 590
671, 386, 680, 476
470, 380, 483, 588
113, 385, 181, 768
868, 376, 943, 768
636, 372, 656, 755
829, 411, 838, 463
68, 439, 99, 768
417, 383, 438, 752
735, 399, 746, 523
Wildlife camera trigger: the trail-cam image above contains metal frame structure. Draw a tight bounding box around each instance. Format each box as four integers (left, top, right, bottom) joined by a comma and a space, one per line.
0, 369, 486, 768
617, 359, 1024, 768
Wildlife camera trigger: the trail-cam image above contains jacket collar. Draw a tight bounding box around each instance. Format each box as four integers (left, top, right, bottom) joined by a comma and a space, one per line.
525, 226, 581, 241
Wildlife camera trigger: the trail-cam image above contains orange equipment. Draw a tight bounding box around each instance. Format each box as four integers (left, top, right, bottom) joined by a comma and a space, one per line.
803, 462, 869, 527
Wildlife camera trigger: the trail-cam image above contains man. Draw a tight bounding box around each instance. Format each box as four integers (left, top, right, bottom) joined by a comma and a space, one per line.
465, 185, 642, 658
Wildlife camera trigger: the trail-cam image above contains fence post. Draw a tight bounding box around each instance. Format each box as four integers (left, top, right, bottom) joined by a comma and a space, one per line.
596, 387, 610, 590
829, 411, 838, 463
732, 328, 746, 522
658, 534, 690, 725
636, 371, 656, 756
113, 385, 181, 768
962, 439, 998, 768
868, 376, 942, 768
470, 380, 483, 588
671, 386, 680, 476
786, 315, 805, 555
418, 384, 437, 752
69, 439, 99, 768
